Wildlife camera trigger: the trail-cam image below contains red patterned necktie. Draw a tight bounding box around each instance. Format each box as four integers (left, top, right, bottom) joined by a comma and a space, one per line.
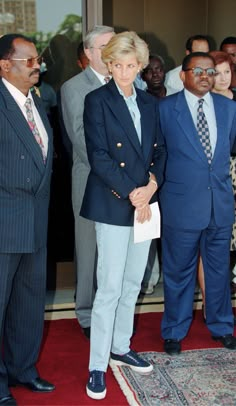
25, 98, 46, 163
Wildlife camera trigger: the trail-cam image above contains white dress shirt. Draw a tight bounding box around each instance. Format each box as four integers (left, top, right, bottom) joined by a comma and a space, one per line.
2, 77, 48, 155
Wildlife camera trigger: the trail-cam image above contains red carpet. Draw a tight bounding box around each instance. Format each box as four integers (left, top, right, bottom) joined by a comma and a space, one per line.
12, 310, 235, 405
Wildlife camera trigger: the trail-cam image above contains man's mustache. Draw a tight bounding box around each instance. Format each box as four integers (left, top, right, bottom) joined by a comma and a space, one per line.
29, 69, 40, 76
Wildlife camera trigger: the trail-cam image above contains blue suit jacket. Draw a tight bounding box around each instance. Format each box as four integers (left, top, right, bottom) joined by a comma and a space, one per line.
0, 79, 53, 252
80, 79, 167, 226
159, 90, 236, 229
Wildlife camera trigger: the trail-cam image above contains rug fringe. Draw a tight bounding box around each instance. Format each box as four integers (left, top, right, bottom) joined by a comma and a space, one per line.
110, 364, 140, 406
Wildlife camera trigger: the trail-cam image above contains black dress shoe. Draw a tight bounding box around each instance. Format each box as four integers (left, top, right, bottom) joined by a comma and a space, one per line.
164, 339, 181, 355
212, 334, 236, 349
82, 327, 91, 339
10, 377, 55, 392
0, 396, 17, 405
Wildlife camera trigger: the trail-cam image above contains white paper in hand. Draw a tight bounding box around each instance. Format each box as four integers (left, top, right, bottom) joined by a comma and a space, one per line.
134, 202, 161, 243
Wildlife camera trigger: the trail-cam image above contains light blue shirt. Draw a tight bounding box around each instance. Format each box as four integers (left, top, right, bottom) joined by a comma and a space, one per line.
115, 82, 142, 144
134, 73, 147, 91
184, 89, 217, 156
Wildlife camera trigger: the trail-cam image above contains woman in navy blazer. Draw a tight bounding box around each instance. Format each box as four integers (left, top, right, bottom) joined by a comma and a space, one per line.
80, 31, 166, 399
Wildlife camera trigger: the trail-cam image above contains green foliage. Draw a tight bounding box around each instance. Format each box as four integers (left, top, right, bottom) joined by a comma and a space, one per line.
23, 14, 82, 54
57, 14, 82, 42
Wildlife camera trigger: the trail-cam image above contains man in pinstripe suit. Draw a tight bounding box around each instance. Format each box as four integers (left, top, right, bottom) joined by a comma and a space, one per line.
0, 34, 55, 405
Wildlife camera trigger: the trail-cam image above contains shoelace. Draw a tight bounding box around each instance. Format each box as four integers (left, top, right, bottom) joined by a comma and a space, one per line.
90, 371, 104, 387
125, 350, 142, 365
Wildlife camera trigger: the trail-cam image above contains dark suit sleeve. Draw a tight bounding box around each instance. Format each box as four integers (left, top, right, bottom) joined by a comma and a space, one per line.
230, 109, 236, 156
149, 103, 166, 188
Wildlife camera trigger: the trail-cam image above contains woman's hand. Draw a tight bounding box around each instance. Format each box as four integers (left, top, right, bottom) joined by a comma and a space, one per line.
136, 204, 152, 223
129, 180, 157, 209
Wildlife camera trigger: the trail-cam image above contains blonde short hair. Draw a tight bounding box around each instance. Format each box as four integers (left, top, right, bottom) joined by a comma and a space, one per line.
101, 31, 149, 69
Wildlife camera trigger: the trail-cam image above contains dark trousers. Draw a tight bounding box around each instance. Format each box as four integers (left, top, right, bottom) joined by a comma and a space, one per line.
161, 217, 233, 340
0, 248, 46, 397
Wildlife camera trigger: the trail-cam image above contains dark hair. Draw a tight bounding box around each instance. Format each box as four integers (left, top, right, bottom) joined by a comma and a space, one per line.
77, 41, 85, 59
185, 35, 210, 53
0, 33, 33, 60
182, 52, 215, 71
149, 54, 165, 66
141, 54, 165, 78
220, 36, 236, 50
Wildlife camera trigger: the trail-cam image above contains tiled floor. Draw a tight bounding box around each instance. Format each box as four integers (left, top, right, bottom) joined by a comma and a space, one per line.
45, 261, 236, 320
45, 280, 204, 320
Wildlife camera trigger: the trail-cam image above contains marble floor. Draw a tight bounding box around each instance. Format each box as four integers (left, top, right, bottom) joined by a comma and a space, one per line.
45, 282, 166, 319
45, 261, 236, 320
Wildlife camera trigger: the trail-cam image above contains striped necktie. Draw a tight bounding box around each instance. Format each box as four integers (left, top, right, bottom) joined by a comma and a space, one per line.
25, 98, 46, 163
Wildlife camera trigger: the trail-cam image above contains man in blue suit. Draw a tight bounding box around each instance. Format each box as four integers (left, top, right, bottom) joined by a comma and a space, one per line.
159, 52, 236, 355
0, 34, 54, 405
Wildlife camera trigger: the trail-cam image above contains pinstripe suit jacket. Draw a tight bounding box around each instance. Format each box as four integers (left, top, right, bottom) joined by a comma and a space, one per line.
0, 79, 53, 253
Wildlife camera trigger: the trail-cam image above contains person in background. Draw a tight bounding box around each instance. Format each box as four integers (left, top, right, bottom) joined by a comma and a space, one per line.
0, 33, 54, 405
76, 41, 89, 70
142, 54, 166, 98
220, 36, 236, 90
139, 54, 167, 294
159, 52, 236, 356
197, 50, 236, 323
165, 34, 210, 95
80, 31, 166, 400
61, 26, 115, 340
35, 61, 57, 122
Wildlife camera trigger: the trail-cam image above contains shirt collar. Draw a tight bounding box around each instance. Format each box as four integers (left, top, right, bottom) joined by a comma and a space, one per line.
115, 81, 137, 102
184, 88, 211, 108
2, 77, 32, 107
89, 66, 111, 84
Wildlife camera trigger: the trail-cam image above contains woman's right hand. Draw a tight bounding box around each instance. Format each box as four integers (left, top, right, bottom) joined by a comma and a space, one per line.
136, 204, 152, 223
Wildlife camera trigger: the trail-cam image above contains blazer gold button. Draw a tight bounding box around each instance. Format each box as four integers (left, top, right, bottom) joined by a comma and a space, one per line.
117, 142, 122, 148
120, 162, 125, 167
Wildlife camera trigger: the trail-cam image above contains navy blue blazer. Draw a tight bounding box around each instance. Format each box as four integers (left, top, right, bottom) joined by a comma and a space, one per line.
80, 79, 167, 226
159, 90, 236, 230
0, 79, 53, 253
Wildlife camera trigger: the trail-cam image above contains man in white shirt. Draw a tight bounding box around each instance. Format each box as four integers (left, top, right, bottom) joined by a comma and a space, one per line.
159, 52, 236, 356
165, 34, 210, 95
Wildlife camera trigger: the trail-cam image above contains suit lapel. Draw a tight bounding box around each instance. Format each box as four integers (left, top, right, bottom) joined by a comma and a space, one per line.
175, 91, 209, 164
85, 66, 103, 88
0, 81, 47, 173
105, 80, 144, 159
32, 92, 54, 194
137, 92, 155, 162
210, 94, 226, 163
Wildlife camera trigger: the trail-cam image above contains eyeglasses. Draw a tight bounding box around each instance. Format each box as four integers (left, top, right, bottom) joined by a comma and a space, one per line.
9, 55, 43, 68
183, 67, 216, 77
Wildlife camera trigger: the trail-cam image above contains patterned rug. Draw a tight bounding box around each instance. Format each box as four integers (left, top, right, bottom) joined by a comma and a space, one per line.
110, 348, 236, 405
